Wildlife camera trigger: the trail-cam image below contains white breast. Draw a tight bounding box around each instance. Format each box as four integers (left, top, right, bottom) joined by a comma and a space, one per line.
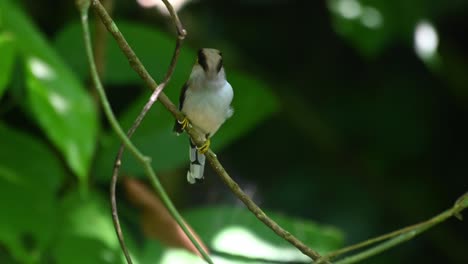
182, 81, 233, 137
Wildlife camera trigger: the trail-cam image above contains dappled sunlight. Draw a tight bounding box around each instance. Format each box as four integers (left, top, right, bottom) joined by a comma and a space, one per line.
360, 6, 383, 29
333, 0, 362, 20
160, 249, 203, 264
414, 20, 439, 62
99, 249, 117, 263
160, 249, 243, 264
213, 226, 309, 262
158, 225, 309, 263
28, 57, 56, 81
28, 57, 71, 115
48, 91, 70, 114
329, 0, 383, 29
137, 0, 192, 15
28, 57, 72, 115
334, 0, 362, 19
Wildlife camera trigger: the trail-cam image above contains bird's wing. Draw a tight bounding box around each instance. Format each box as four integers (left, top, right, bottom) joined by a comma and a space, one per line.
173, 82, 189, 134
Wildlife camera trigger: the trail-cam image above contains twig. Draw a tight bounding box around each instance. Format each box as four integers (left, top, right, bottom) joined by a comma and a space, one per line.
161, 0, 186, 37
93, 0, 113, 77
79, 1, 213, 264
316, 192, 468, 264
91, 0, 328, 262
78, 2, 135, 261
91, 0, 181, 117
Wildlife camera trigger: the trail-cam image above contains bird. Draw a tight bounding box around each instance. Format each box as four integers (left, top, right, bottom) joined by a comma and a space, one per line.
174, 48, 234, 184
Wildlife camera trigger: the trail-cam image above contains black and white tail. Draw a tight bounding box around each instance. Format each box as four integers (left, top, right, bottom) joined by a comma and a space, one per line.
187, 140, 205, 184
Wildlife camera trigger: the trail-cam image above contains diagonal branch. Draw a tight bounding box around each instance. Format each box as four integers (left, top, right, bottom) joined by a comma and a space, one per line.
316, 192, 468, 264
91, 0, 182, 119
91, 0, 328, 262
79, 0, 212, 263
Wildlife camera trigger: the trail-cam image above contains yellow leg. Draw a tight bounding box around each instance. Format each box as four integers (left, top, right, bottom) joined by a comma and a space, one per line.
178, 117, 190, 130
197, 139, 211, 154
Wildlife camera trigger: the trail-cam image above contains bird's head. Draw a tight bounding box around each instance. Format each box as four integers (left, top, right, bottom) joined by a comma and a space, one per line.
191, 48, 224, 81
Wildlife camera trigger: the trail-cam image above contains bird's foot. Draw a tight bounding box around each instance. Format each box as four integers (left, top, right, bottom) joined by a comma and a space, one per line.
197, 139, 210, 154
178, 117, 190, 131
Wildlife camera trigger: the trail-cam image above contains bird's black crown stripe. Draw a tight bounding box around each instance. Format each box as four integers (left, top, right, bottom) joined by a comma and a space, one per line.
216, 58, 223, 73
197, 49, 208, 72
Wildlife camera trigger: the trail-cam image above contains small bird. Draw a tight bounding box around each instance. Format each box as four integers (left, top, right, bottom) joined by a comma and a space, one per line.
174, 48, 234, 184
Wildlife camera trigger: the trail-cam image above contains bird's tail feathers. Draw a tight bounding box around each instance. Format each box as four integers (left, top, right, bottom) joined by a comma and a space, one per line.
187, 140, 205, 184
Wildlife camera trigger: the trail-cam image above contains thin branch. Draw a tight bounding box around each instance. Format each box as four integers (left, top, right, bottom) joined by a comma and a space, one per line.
91, 0, 328, 262
79, 4, 134, 261
316, 192, 468, 264
93, 0, 113, 77
160, 0, 187, 37
79, 1, 213, 263
91, 0, 182, 120
335, 230, 424, 264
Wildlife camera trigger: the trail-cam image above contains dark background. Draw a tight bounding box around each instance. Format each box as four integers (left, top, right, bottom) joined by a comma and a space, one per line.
2, 0, 467, 263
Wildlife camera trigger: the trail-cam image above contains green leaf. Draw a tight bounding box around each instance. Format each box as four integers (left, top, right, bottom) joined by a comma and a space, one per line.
0, 123, 65, 263
0, 1, 98, 184
141, 206, 343, 263
0, 32, 16, 98
52, 191, 128, 264
52, 21, 89, 83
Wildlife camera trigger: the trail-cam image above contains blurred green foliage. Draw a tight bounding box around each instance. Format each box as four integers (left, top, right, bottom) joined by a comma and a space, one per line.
0, 0, 98, 186
51, 191, 124, 264
0, 0, 467, 263
0, 124, 63, 263
0, 33, 15, 98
